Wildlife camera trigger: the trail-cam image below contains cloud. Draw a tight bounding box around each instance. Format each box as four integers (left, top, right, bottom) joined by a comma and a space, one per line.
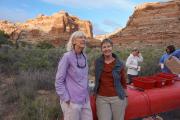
102, 19, 121, 27
93, 23, 107, 35
0, 7, 30, 22
41, 0, 135, 10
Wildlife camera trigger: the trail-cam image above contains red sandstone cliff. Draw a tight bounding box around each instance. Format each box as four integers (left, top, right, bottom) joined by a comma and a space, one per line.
0, 11, 93, 46
109, 0, 180, 47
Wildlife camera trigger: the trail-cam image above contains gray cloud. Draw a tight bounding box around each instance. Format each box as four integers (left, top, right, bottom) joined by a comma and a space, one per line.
102, 19, 121, 27
93, 23, 108, 35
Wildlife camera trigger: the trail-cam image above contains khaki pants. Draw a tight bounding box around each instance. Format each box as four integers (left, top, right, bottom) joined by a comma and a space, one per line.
96, 95, 127, 120
60, 100, 93, 120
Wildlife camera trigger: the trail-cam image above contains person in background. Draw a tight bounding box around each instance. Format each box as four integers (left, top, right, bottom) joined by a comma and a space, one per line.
159, 45, 179, 73
126, 48, 143, 84
55, 31, 92, 120
94, 39, 128, 120
171, 48, 180, 59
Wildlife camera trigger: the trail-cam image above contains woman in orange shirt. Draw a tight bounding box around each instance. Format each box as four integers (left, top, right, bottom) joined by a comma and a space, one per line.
94, 39, 128, 120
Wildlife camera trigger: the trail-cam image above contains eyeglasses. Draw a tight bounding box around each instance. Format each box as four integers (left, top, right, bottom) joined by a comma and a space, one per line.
75, 52, 86, 69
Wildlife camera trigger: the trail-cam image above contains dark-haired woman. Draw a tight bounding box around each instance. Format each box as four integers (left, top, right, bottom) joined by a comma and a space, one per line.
94, 39, 127, 120
159, 45, 179, 73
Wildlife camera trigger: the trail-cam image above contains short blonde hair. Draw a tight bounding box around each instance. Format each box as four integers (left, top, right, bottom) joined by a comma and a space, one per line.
66, 31, 86, 51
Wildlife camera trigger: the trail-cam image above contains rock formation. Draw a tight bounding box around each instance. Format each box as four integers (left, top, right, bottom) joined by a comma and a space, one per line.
109, 0, 180, 47
0, 11, 93, 46
95, 28, 122, 41
1, 0, 180, 48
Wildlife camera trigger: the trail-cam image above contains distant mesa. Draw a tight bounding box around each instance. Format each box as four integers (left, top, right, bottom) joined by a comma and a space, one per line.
95, 28, 122, 41
0, 10, 95, 47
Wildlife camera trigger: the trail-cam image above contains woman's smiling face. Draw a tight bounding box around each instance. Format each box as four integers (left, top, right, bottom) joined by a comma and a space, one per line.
73, 36, 86, 53
101, 42, 113, 57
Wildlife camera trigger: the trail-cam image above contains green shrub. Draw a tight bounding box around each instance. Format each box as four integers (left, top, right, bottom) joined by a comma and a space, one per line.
0, 30, 12, 45
12, 69, 62, 120
140, 48, 163, 76
36, 41, 54, 49
0, 47, 65, 74
3, 86, 19, 104
87, 48, 101, 76
17, 93, 62, 120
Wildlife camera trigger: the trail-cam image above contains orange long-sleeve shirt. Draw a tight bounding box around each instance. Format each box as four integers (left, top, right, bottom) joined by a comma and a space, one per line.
98, 61, 127, 96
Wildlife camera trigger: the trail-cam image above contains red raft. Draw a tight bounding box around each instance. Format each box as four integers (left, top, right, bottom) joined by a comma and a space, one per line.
90, 80, 180, 120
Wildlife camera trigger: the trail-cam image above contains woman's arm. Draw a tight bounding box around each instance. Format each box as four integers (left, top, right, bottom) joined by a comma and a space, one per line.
126, 56, 138, 69
159, 54, 165, 64
120, 67, 128, 97
120, 67, 127, 89
137, 53, 143, 62
171, 49, 180, 59
55, 53, 70, 102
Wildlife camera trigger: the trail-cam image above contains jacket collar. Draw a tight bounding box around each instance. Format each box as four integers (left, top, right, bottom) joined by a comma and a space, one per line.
98, 53, 122, 68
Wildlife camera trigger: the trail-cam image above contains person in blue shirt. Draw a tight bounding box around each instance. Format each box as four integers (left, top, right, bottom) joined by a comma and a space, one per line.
171, 49, 180, 59
159, 45, 178, 73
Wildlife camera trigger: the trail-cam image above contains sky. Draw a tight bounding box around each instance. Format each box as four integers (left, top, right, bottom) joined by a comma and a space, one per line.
0, 0, 169, 35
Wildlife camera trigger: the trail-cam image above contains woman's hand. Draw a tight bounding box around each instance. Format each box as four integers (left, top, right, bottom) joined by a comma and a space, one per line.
124, 89, 128, 97
66, 100, 70, 105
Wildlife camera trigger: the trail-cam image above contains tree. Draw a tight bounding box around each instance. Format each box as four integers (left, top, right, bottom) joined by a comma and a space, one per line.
0, 30, 12, 46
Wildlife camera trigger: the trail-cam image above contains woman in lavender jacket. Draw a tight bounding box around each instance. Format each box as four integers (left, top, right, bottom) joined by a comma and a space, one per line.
55, 31, 93, 120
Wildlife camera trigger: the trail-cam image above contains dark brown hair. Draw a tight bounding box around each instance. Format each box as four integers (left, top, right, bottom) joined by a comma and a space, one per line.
101, 39, 113, 47
166, 45, 176, 54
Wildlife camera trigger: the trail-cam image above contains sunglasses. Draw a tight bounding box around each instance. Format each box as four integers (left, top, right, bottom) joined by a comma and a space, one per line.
75, 52, 86, 69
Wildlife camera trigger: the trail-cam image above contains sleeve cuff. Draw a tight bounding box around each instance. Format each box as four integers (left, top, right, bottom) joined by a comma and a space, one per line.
59, 92, 70, 102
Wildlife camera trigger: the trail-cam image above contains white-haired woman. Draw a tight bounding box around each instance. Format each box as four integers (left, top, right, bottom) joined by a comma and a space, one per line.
55, 31, 93, 120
